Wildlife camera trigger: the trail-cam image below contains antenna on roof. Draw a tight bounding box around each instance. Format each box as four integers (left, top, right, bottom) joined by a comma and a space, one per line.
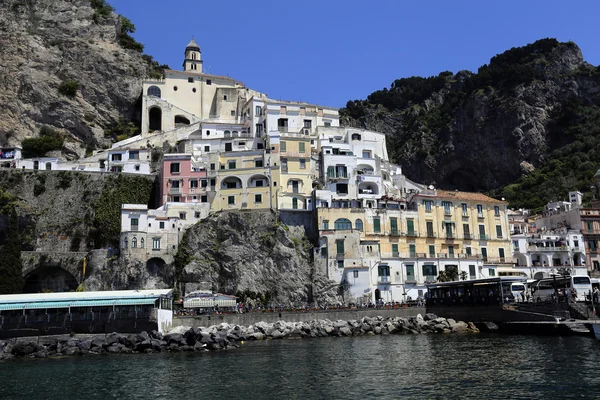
205, 65, 212, 74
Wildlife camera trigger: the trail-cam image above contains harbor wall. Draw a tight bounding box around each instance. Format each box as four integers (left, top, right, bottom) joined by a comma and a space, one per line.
173, 307, 426, 327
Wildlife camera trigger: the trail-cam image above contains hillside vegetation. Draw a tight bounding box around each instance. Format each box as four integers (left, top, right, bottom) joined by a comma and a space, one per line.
342, 38, 600, 211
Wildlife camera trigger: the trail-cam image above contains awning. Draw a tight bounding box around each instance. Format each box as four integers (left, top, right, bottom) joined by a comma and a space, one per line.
0, 298, 157, 311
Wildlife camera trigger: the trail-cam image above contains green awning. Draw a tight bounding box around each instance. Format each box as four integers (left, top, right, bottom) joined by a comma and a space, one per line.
0, 298, 157, 311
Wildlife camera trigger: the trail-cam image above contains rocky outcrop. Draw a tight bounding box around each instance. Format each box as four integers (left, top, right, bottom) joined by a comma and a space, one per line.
341, 39, 600, 193
0, 0, 154, 153
176, 210, 338, 304
0, 314, 478, 360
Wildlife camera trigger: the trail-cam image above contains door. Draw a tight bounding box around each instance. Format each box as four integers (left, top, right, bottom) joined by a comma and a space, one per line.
292, 197, 298, 209
292, 180, 299, 194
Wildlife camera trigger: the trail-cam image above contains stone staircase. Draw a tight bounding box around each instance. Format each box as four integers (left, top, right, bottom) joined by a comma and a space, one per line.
568, 302, 598, 320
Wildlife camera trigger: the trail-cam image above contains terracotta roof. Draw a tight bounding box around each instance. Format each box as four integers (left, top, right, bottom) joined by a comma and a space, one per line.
422, 189, 507, 204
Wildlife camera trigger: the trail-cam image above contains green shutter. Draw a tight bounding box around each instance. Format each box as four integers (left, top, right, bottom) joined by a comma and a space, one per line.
336, 239, 344, 254
407, 219, 415, 235
374, 218, 381, 233
392, 244, 398, 256
409, 244, 416, 257
390, 218, 398, 233
299, 142, 305, 153
327, 166, 335, 178
280, 141, 286, 152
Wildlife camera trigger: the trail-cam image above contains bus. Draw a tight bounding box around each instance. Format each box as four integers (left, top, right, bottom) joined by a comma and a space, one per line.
529, 275, 592, 302
426, 277, 527, 306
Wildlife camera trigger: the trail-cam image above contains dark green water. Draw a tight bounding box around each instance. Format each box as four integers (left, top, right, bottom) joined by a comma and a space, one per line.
1, 334, 599, 400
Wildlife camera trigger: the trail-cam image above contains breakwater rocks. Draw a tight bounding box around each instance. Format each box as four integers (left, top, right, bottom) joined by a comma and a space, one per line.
0, 314, 478, 360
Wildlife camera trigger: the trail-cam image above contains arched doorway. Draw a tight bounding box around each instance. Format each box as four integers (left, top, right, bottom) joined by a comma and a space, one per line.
147, 257, 166, 276
149, 107, 162, 132
375, 288, 381, 301
23, 267, 78, 293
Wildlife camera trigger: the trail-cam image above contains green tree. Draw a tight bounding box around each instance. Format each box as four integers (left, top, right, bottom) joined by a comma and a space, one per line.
0, 208, 24, 293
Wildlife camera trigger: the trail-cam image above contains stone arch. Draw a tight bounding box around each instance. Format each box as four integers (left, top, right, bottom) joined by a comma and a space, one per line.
515, 253, 527, 267
149, 107, 162, 132
248, 174, 269, 188
375, 288, 381, 301
221, 176, 242, 190
174, 115, 190, 126
146, 257, 166, 276
334, 218, 352, 230
147, 85, 161, 97
358, 182, 378, 195
23, 266, 78, 293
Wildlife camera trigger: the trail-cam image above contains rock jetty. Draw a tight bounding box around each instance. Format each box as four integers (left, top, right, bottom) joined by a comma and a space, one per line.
0, 314, 478, 360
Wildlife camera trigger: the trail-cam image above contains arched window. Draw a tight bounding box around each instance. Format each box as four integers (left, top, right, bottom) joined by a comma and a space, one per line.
147, 86, 161, 98
123, 238, 128, 249
224, 130, 231, 137
141, 238, 145, 248
232, 131, 238, 137
355, 219, 364, 231
132, 237, 137, 248
45, 162, 52, 170
334, 218, 352, 230
292, 197, 299, 209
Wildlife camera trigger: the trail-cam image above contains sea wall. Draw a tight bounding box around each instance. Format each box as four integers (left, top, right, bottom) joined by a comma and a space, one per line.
173, 307, 425, 327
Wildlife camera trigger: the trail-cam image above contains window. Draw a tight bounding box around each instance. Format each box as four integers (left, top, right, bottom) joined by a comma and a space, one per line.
255, 106, 262, 116
299, 159, 306, 169
488, 268, 495, 277
426, 221, 434, 237
494, 206, 500, 216
379, 265, 390, 277
429, 245, 435, 257
466, 246, 472, 256
405, 264, 415, 281
336, 183, 348, 194
477, 204, 484, 217
423, 264, 437, 278
147, 86, 161, 97
481, 247, 488, 260
304, 120, 312, 128
463, 224, 470, 239
192, 88, 196, 93
424, 200, 433, 212
134, 165, 140, 171
442, 201, 452, 215
574, 240, 579, 248
111, 154, 122, 161
448, 245, 454, 256
255, 180, 264, 187
170, 163, 180, 174
206, 79, 212, 85
390, 217, 398, 234
228, 161, 236, 170
338, 260, 344, 269
194, 212, 201, 218
173, 86, 178, 91
179, 212, 186, 220
496, 225, 503, 238
210, 163, 215, 171
407, 219, 415, 236
190, 180, 198, 189
292, 197, 299, 209
255, 194, 262, 203
123, 238, 128, 249
409, 244, 416, 257
140, 238, 144, 248
280, 141, 287, 152
324, 122, 331, 127
159, 221, 165, 229
299, 142, 306, 153
392, 244, 399, 256
323, 220, 329, 230
499, 248, 505, 260
277, 118, 288, 132
223, 95, 228, 101
203, 146, 210, 152
362, 150, 372, 159
281, 159, 288, 172
461, 203, 468, 216
373, 217, 381, 233
334, 218, 352, 230
201, 179, 208, 188
353, 270, 359, 278
201, 195, 208, 203
336, 239, 345, 255
479, 225, 486, 240
355, 219, 363, 231
255, 159, 263, 168
171, 180, 180, 188
129, 151, 139, 160
588, 221, 594, 232
131, 218, 139, 231
152, 238, 160, 250
469, 265, 476, 279
256, 124, 263, 135
231, 110, 235, 116
206, 130, 210, 136
188, 77, 194, 83
228, 196, 235, 205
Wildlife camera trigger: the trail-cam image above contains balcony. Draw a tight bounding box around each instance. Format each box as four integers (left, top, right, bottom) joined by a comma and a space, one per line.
392, 252, 399, 258
445, 233, 455, 240
527, 245, 569, 252
426, 231, 436, 238
378, 276, 391, 284
463, 233, 472, 240
169, 187, 182, 194
444, 210, 452, 217
389, 229, 401, 237
335, 254, 345, 260
479, 234, 489, 241
407, 230, 418, 237
462, 212, 469, 218
477, 213, 484, 219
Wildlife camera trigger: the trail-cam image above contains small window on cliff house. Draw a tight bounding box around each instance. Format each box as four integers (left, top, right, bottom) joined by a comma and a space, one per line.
147, 86, 161, 98
140, 238, 145, 248
132, 237, 137, 248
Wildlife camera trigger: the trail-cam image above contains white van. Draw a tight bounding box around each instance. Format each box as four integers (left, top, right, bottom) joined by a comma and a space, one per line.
511, 282, 527, 302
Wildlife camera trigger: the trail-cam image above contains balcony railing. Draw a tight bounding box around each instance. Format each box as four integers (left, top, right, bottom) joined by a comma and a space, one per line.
169, 187, 182, 194
407, 230, 418, 237
389, 229, 401, 237
463, 233, 472, 240
426, 231, 435, 238
377, 276, 391, 284
479, 234, 489, 240
445, 233, 455, 239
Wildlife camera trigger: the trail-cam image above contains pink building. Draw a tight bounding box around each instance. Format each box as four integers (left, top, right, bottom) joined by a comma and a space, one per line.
159, 154, 209, 205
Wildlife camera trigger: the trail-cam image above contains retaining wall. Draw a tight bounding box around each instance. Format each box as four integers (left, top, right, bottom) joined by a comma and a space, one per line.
173, 307, 426, 327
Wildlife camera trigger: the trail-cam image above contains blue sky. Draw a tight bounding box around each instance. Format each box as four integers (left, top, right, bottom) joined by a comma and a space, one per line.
110, 0, 600, 108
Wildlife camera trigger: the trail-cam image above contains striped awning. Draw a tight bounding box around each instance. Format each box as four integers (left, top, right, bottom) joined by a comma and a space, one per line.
0, 298, 157, 311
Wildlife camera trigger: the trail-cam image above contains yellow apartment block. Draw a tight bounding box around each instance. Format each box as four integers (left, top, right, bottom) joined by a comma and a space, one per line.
278, 136, 313, 210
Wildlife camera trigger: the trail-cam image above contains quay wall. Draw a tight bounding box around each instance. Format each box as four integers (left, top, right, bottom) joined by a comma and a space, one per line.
173, 307, 426, 327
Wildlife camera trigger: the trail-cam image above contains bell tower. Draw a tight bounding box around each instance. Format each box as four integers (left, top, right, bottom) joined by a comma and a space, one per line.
183, 37, 202, 72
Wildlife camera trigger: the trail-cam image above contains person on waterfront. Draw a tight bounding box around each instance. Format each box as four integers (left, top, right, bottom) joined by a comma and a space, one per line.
571, 287, 578, 302
593, 287, 600, 304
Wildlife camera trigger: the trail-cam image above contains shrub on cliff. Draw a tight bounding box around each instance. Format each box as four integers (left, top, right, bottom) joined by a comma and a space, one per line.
58, 80, 79, 97
22, 126, 64, 157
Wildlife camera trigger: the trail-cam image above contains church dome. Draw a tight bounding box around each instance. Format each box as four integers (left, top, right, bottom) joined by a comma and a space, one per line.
185, 38, 200, 51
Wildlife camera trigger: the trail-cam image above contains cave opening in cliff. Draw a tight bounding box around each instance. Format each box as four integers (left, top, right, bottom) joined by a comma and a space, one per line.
23, 266, 78, 293
149, 107, 162, 132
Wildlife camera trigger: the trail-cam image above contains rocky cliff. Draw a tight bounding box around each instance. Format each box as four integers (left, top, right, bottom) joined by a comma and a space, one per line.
342, 39, 600, 210
175, 210, 338, 305
0, 0, 160, 156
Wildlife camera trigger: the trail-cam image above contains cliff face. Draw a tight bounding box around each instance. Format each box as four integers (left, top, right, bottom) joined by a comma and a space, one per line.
176, 211, 338, 305
0, 0, 153, 155
341, 39, 600, 207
